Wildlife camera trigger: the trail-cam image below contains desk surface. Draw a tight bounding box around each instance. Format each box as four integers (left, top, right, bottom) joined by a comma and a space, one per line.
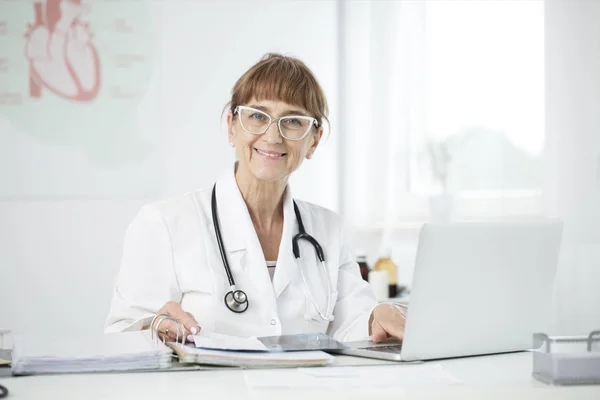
1, 352, 599, 400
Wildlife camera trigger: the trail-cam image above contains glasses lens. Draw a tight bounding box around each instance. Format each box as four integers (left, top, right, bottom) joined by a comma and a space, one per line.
239, 108, 270, 133
280, 117, 312, 140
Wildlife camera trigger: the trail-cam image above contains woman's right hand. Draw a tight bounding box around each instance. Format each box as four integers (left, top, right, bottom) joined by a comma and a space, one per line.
150, 301, 201, 343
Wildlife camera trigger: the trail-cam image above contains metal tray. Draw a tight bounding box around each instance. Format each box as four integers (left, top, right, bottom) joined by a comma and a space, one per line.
533, 330, 600, 385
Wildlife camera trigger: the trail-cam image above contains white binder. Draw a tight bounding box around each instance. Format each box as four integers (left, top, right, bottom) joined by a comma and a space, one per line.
11, 330, 172, 376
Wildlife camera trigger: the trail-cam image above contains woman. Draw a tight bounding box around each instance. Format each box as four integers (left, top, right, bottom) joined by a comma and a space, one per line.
105, 53, 406, 344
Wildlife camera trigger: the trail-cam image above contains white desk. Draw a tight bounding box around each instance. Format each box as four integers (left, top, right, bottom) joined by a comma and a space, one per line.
1, 352, 599, 399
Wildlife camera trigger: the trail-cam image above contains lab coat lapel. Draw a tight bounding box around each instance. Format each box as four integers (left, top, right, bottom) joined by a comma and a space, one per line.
292, 204, 329, 313
272, 186, 297, 299
215, 171, 249, 254
214, 168, 274, 301
273, 196, 330, 314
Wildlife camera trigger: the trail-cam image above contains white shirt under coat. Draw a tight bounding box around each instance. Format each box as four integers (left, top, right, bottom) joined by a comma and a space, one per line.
105, 165, 378, 341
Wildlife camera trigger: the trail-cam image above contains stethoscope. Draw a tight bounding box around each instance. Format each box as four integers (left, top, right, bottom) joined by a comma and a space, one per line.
211, 184, 334, 321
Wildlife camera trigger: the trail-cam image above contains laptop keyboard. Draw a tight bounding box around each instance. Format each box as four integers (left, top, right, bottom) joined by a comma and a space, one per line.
364, 344, 403, 354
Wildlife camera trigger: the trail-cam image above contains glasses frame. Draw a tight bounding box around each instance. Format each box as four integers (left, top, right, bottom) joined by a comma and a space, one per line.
234, 105, 319, 141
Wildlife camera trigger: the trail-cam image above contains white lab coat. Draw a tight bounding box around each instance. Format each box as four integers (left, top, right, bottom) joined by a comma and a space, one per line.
105, 165, 378, 342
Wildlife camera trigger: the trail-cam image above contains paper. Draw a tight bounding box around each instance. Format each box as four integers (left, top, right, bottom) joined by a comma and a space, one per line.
244, 363, 461, 389
11, 330, 172, 375
193, 331, 268, 351
171, 344, 335, 368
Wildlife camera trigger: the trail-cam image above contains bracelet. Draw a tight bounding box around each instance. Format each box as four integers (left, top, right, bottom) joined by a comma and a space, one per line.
150, 313, 185, 347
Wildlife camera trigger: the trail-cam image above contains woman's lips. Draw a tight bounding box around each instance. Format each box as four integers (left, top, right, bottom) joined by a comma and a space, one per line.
254, 148, 286, 159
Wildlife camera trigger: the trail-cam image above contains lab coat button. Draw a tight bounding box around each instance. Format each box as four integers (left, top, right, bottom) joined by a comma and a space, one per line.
270, 319, 276, 326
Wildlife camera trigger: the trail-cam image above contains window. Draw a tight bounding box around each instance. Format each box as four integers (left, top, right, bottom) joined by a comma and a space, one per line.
340, 0, 545, 226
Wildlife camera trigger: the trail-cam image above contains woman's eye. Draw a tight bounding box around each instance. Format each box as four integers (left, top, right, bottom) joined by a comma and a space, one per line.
283, 118, 302, 126
249, 113, 266, 120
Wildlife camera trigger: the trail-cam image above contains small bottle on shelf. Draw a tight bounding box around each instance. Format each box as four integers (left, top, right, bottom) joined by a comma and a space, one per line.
373, 249, 398, 298
356, 251, 370, 282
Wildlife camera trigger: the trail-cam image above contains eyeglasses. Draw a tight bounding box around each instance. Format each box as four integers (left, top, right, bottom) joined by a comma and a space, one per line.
234, 106, 318, 141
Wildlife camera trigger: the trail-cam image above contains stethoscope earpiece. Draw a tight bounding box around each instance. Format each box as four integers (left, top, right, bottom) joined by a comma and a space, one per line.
224, 288, 249, 313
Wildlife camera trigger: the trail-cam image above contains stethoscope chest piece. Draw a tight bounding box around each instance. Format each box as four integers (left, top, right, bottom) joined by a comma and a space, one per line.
224, 288, 249, 313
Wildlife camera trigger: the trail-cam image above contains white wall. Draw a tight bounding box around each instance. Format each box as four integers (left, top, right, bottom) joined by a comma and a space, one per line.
0, 0, 338, 344
545, 0, 600, 334
156, 1, 339, 204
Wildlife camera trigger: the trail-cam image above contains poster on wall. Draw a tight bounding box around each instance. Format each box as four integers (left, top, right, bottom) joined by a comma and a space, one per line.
0, 0, 163, 197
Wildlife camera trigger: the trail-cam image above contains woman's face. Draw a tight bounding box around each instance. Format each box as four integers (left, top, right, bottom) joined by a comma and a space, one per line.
227, 98, 322, 183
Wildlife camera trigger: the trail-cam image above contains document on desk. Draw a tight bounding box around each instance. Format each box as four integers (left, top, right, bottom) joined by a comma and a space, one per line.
244, 364, 461, 389
171, 344, 334, 368
193, 331, 268, 351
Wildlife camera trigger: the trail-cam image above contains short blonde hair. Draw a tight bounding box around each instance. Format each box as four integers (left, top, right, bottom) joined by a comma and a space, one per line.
226, 53, 329, 129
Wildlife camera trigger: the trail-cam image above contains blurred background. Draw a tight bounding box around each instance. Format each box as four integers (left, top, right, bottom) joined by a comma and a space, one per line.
0, 0, 598, 344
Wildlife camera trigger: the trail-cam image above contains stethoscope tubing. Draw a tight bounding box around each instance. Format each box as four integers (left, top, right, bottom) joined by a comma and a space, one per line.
211, 184, 235, 287
211, 183, 333, 321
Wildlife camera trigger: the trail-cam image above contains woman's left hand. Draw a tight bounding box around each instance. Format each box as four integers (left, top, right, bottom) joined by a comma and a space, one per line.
369, 304, 406, 343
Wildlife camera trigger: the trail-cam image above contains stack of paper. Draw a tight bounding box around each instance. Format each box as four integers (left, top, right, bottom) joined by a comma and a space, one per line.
170, 343, 335, 368
12, 331, 172, 375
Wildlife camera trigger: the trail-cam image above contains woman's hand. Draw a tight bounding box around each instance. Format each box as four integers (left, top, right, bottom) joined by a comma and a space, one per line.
149, 301, 201, 343
369, 304, 406, 343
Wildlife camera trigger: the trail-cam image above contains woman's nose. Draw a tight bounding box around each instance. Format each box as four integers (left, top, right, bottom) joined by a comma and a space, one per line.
263, 120, 283, 144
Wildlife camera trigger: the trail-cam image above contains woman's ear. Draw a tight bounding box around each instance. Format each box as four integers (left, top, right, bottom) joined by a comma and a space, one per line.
227, 111, 235, 146
306, 127, 323, 159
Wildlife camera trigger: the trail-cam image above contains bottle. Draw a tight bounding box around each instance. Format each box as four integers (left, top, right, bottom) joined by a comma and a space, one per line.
368, 270, 388, 301
373, 249, 398, 298
356, 252, 370, 282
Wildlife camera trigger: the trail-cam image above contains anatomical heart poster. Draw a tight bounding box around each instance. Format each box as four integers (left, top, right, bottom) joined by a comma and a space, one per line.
0, 0, 163, 196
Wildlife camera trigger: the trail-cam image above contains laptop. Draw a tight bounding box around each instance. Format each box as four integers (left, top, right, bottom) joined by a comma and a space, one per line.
335, 220, 563, 362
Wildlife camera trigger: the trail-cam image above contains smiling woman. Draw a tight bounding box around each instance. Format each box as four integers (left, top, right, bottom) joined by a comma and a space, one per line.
105, 53, 406, 345
225, 53, 329, 184
227, 98, 321, 183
